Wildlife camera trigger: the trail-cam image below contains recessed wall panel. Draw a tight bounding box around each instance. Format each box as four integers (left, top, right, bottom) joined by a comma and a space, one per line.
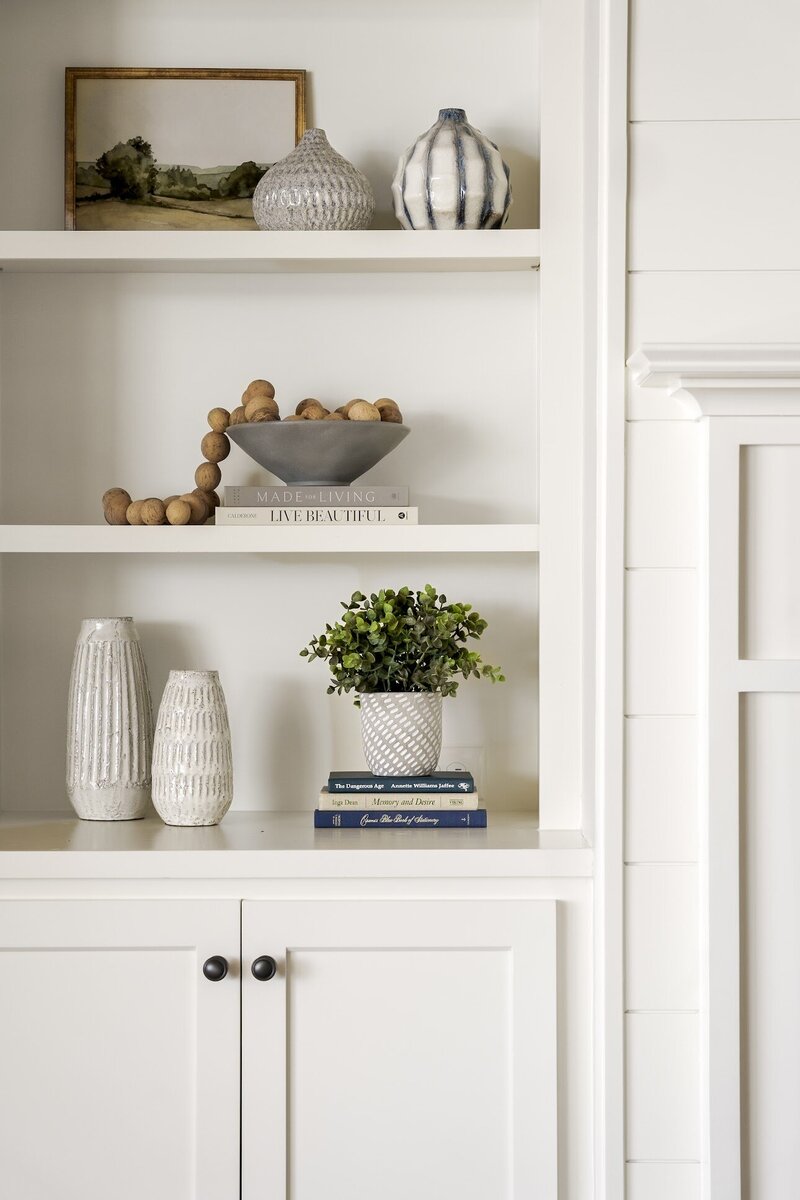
741, 445, 800, 658
740, 693, 800, 1199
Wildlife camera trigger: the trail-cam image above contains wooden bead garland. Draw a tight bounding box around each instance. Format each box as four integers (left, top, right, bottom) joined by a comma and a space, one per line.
100, 378, 404, 526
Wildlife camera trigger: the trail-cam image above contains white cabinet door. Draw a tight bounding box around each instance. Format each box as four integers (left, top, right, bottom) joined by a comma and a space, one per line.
0, 900, 240, 1200
242, 899, 557, 1200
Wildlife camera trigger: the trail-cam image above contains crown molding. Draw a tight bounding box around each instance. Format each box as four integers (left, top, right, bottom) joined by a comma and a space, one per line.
627, 344, 800, 416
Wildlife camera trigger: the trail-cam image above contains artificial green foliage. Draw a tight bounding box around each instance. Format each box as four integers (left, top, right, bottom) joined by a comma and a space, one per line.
300, 585, 505, 703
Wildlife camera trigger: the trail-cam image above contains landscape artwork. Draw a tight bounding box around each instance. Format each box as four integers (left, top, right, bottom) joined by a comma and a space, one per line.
65, 69, 305, 230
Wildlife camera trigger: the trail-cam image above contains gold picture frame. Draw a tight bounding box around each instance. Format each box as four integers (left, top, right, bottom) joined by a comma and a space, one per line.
65, 67, 306, 230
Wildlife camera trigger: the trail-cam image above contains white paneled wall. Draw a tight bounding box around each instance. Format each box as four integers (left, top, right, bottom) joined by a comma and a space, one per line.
627, 3, 800, 1192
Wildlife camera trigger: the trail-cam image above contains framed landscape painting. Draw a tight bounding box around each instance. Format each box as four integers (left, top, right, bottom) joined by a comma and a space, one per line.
65, 68, 306, 230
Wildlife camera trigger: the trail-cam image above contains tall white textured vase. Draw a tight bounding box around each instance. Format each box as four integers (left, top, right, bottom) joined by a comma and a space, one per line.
66, 617, 154, 820
152, 670, 233, 827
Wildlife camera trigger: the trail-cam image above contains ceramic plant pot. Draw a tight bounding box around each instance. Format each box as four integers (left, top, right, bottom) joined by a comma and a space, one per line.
252, 128, 375, 231
359, 691, 443, 776
392, 108, 512, 230
152, 670, 233, 826
66, 617, 154, 820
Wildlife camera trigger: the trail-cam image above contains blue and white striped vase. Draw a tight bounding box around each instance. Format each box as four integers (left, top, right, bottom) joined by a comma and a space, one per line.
391, 108, 511, 230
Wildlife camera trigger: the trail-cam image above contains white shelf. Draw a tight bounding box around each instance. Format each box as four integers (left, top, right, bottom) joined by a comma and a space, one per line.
0, 230, 541, 274
0, 524, 540, 554
0, 811, 592, 880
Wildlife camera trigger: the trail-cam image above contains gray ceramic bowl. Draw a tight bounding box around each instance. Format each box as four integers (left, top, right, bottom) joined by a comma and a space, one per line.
226, 420, 410, 486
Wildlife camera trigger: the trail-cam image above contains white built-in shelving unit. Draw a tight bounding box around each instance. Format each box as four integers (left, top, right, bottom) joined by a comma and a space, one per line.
0, 0, 588, 842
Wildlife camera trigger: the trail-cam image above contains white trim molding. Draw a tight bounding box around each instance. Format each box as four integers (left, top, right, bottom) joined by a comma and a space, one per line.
628, 344, 800, 416
630, 344, 800, 1200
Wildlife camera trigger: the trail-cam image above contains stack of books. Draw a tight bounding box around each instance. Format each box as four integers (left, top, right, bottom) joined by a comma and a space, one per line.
314, 770, 487, 828
215, 485, 417, 525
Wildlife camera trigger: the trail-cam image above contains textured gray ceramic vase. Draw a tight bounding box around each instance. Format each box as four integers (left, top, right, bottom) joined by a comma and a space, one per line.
360, 692, 443, 776
392, 108, 512, 230
66, 617, 154, 820
152, 670, 233, 827
252, 128, 375, 231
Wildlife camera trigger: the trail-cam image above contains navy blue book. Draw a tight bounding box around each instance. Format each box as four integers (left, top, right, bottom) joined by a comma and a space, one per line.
327, 770, 475, 794
314, 809, 487, 829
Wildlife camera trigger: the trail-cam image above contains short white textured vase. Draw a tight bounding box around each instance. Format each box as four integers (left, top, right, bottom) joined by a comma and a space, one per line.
66, 617, 154, 821
152, 671, 233, 827
360, 692, 443, 776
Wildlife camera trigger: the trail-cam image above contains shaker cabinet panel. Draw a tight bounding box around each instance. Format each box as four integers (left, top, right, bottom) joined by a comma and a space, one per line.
242, 898, 557, 1200
0, 900, 240, 1200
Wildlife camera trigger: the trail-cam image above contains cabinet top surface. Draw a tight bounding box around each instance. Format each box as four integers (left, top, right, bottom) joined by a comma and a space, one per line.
0, 812, 591, 880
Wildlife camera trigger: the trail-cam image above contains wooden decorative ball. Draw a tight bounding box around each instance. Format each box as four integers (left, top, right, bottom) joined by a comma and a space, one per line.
341, 399, 365, 416
102, 487, 131, 509
126, 500, 145, 525
245, 396, 279, 421
141, 498, 166, 526
375, 397, 399, 412
229, 406, 247, 426
296, 397, 325, 416
283, 414, 304, 421
347, 400, 381, 422
245, 402, 278, 423
324, 411, 346, 420
180, 492, 208, 524
195, 461, 221, 491
194, 487, 220, 510
105, 494, 131, 525
378, 405, 403, 424
242, 379, 276, 404
163, 495, 179, 509
166, 498, 192, 526
201, 431, 230, 463
302, 405, 328, 420
207, 407, 231, 432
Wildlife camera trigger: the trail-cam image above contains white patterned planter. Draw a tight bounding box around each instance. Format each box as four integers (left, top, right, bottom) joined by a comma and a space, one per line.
360, 692, 442, 776
66, 617, 154, 821
152, 670, 233, 827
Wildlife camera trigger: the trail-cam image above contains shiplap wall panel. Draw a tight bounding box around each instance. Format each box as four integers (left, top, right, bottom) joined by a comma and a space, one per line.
629, 122, 800, 271
625, 864, 699, 1011
741, 445, 800, 659
626, 1162, 700, 1200
626, 1014, 701, 1160
625, 717, 698, 862
741, 693, 800, 1199
631, 0, 800, 120
625, 571, 697, 715
629, 271, 800, 349
626, 423, 698, 567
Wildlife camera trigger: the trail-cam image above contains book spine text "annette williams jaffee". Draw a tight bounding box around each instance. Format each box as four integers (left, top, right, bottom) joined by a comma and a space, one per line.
215, 507, 418, 525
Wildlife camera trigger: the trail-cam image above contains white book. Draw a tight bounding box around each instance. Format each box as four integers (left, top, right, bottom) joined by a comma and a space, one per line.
215, 506, 418, 526
317, 788, 481, 810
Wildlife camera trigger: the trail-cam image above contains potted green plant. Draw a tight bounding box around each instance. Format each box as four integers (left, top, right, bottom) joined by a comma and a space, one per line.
300, 585, 504, 776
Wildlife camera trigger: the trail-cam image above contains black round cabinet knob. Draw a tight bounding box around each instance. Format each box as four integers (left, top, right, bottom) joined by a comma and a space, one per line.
202, 955, 229, 982
251, 955, 277, 981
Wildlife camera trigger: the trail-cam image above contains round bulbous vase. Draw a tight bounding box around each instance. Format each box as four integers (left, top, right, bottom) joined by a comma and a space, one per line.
392, 108, 512, 230
359, 692, 443, 777
252, 128, 375, 231
152, 670, 233, 827
66, 617, 154, 821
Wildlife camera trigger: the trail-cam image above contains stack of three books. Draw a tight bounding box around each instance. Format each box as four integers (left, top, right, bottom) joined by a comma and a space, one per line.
314, 770, 487, 828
